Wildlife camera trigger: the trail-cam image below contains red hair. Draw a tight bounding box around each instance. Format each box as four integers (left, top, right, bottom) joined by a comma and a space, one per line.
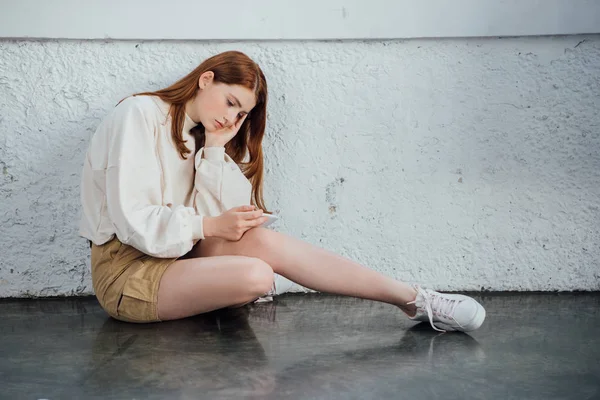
129, 51, 270, 212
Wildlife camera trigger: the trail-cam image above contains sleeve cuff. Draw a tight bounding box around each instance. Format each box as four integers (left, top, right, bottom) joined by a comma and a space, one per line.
203, 146, 226, 161
191, 215, 206, 240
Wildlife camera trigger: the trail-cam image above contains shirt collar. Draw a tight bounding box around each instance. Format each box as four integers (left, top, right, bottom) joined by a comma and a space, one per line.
149, 95, 197, 136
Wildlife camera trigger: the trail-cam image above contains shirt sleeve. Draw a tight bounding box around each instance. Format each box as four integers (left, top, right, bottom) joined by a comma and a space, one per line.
193, 146, 253, 216
104, 98, 205, 258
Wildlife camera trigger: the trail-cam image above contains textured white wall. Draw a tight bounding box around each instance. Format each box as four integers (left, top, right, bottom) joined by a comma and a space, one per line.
0, 36, 599, 297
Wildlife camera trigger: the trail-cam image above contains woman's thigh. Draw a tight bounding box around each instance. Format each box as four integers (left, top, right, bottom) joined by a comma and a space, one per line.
194, 227, 279, 259
157, 255, 274, 321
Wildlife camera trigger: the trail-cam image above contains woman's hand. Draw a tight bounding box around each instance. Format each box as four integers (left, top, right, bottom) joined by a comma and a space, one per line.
204, 114, 248, 148
204, 205, 267, 241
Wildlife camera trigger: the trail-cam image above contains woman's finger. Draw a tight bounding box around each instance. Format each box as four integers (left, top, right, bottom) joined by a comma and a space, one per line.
241, 210, 263, 220
242, 216, 266, 229
251, 216, 267, 227
234, 114, 248, 131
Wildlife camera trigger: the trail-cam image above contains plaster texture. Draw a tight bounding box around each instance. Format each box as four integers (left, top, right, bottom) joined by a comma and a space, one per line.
0, 36, 599, 297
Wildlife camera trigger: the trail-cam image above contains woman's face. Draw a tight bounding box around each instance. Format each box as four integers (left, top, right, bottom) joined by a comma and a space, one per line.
186, 71, 256, 131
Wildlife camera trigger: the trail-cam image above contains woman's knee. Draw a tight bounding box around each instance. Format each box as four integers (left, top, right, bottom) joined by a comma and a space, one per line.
242, 227, 277, 252
242, 257, 274, 295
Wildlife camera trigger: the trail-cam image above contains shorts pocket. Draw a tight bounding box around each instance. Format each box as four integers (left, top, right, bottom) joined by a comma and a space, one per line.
115, 262, 159, 323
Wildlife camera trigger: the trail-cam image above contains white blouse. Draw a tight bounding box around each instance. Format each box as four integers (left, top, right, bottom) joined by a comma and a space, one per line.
79, 95, 251, 258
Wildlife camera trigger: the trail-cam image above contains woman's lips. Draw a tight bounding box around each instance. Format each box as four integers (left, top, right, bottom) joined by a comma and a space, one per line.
215, 120, 224, 129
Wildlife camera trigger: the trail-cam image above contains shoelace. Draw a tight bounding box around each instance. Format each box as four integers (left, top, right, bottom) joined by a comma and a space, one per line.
254, 280, 277, 303
266, 280, 276, 296
407, 286, 465, 333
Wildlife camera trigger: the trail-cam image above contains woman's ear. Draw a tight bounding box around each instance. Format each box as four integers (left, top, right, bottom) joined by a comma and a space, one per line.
198, 71, 214, 89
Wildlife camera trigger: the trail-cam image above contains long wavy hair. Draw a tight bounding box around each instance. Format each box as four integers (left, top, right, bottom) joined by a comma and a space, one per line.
130, 50, 270, 212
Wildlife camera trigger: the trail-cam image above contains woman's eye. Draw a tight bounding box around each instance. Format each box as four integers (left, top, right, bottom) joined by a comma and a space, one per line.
227, 99, 234, 107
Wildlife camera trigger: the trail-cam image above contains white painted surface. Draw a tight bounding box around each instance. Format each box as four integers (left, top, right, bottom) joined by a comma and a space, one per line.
0, 36, 599, 297
0, 0, 599, 40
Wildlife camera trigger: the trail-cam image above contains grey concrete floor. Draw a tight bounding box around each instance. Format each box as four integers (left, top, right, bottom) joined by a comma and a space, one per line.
0, 293, 599, 400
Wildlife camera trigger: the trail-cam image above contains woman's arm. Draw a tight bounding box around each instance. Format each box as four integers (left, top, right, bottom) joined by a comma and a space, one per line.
193, 146, 253, 216
104, 97, 205, 258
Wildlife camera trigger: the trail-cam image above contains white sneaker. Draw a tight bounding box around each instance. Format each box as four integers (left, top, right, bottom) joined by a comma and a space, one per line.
406, 285, 486, 333
254, 274, 295, 303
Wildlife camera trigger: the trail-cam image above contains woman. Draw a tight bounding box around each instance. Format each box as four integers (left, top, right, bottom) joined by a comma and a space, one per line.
80, 50, 486, 332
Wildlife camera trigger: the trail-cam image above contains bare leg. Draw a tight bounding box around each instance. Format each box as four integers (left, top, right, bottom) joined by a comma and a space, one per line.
156, 255, 274, 321
192, 228, 418, 316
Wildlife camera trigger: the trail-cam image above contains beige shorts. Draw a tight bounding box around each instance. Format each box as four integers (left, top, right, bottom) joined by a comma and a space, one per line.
90, 237, 179, 323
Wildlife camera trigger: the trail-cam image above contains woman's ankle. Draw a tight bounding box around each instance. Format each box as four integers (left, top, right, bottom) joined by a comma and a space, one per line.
399, 304, 418, 318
